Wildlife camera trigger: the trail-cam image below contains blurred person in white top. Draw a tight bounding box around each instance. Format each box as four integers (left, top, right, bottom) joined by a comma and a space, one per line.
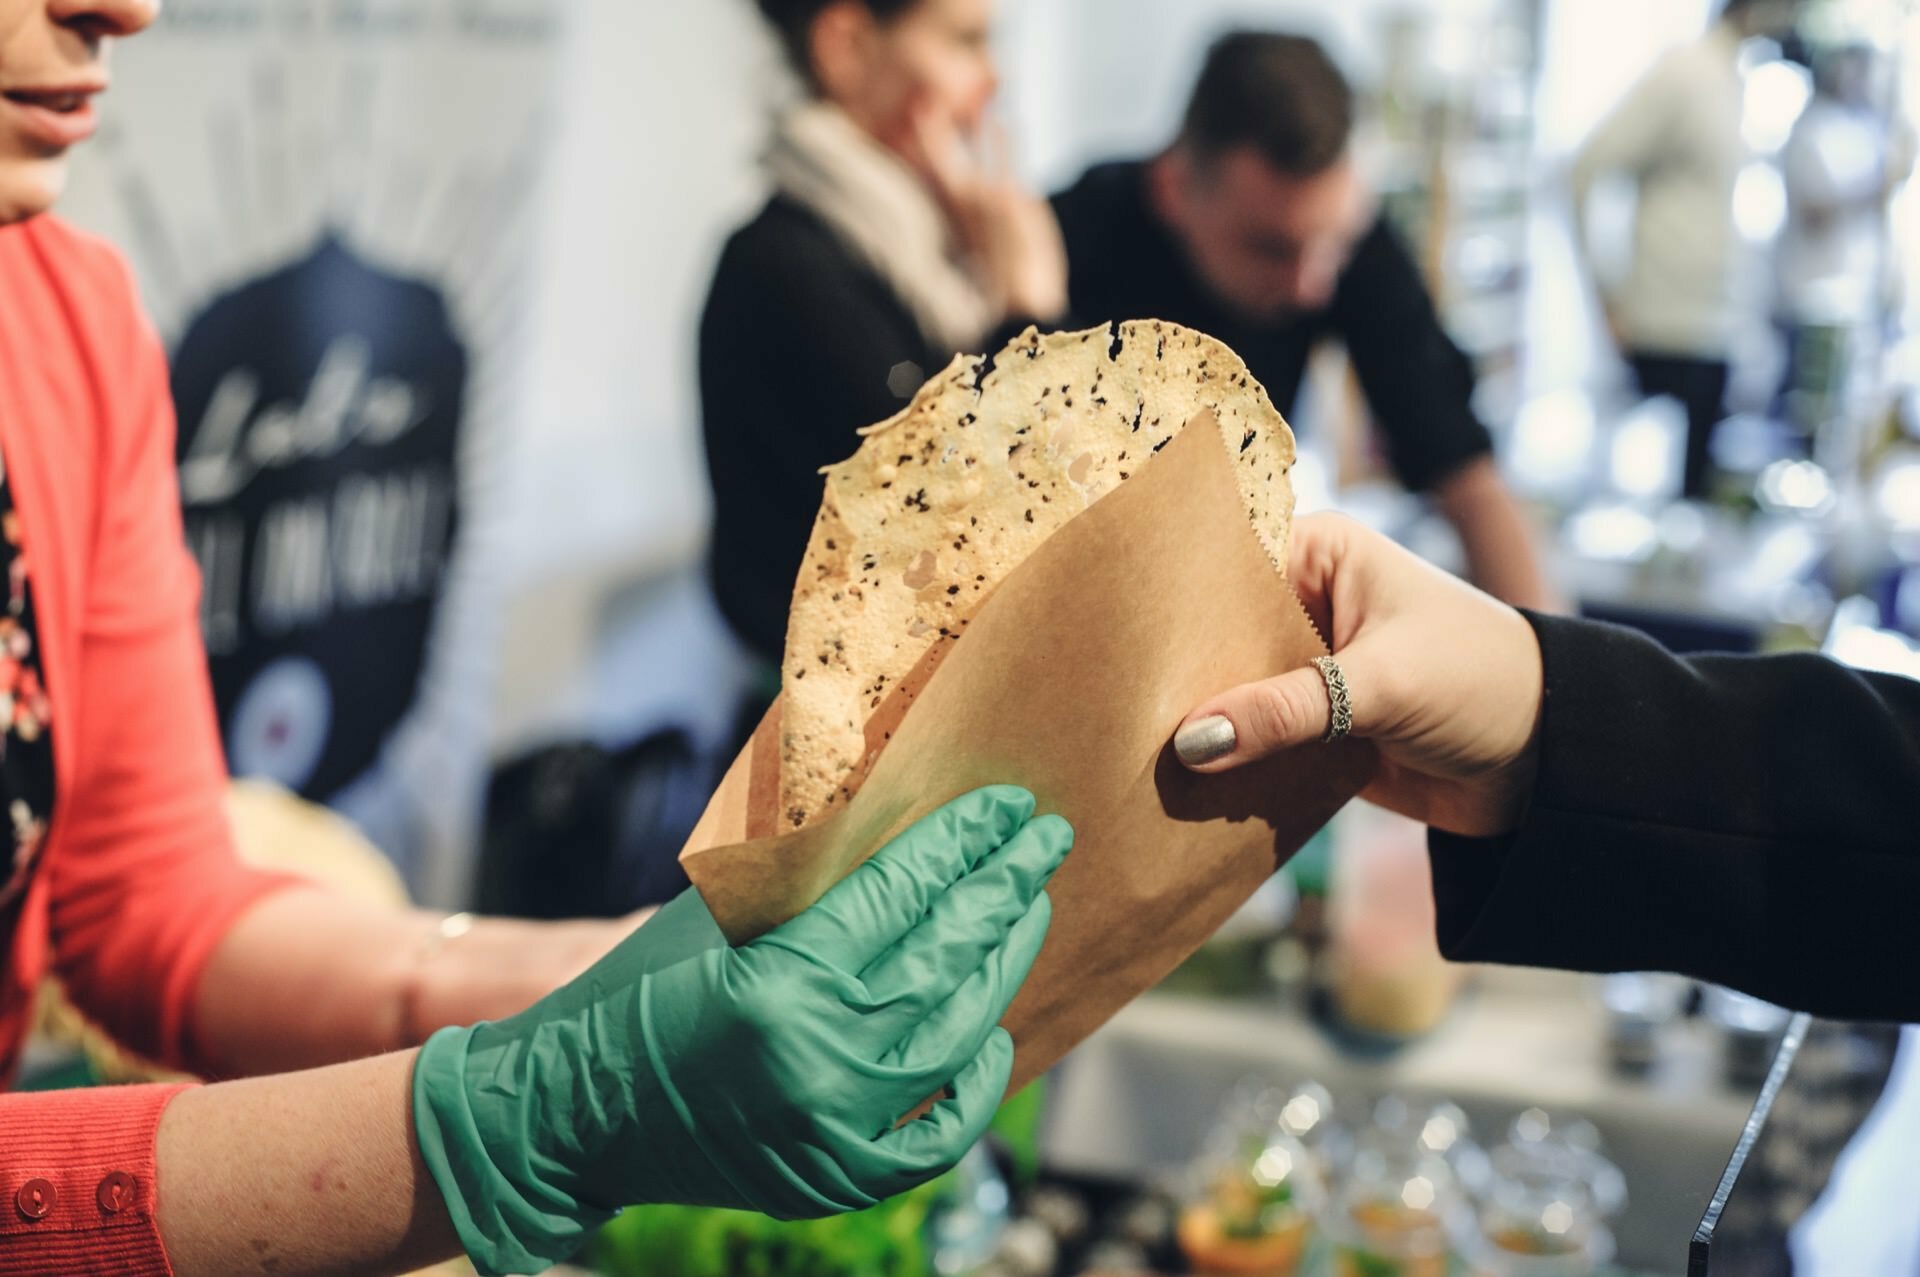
1573, 0, 1803, 498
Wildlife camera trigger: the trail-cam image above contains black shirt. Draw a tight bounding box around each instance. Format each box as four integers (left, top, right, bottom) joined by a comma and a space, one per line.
1052, 160, 1493, 494
699, 196, 942, 666
701, 196, 1041, 667
1432, 613, 1920, 1022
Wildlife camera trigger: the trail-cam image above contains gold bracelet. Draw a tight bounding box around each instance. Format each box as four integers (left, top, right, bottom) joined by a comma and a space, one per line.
421, 911, 476, 959
400, 912, 477, 1046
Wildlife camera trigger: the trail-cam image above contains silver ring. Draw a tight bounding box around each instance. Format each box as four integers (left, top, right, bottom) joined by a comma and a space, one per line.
1312, 656, 1352, 743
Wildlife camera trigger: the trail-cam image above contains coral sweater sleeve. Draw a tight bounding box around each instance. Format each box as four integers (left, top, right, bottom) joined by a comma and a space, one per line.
0, 217, 299, 1275
38, 236, 296, 1075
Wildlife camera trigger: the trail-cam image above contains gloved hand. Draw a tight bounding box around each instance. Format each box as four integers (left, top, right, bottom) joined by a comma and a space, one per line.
413, 785, 1072, 1276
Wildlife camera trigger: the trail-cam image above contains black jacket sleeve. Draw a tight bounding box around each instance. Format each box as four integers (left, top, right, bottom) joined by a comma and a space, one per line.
700, 200, 942, 666
1430, 613, 1920, 1020
1329, 218, 1495, 493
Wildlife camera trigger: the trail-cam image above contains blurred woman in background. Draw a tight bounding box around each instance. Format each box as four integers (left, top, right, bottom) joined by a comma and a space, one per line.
702, 0, 1067, 670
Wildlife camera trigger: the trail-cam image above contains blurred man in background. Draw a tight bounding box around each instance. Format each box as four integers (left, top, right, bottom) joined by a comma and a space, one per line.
1572, 0, 1804, 498
1051, 31, 1557, 611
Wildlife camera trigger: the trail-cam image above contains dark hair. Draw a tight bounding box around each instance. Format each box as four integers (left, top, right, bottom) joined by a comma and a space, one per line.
1179, 32, 1354, 177
756, 0, 919, 82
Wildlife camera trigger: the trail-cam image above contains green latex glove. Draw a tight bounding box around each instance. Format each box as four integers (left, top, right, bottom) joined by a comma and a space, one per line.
413, 785, 1072, 1276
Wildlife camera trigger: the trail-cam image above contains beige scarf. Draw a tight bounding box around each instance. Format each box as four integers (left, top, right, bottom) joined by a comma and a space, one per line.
765, 101, 996, 355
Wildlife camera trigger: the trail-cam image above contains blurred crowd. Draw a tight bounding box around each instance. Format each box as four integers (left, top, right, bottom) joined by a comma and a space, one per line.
54, 0, 1919, 913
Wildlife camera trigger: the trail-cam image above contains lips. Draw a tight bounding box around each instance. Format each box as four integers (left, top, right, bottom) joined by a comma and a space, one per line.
6, 90, 91, 112
1, 85, 103, 149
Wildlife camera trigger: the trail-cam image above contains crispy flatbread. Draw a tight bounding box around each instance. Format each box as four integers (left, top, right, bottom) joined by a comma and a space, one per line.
680, 318, 1375, 1088
779, 320, 1298, 830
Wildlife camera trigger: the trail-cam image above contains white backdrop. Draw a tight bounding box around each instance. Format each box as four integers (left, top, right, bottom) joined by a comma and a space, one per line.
60, 0, 571, 904
507, 0, 775, 587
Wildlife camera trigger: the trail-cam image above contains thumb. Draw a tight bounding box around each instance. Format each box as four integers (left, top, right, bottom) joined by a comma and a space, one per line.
1175, 647, 1366, 772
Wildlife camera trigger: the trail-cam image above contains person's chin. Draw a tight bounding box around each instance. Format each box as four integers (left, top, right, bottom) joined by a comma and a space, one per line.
0, 158, 69, 226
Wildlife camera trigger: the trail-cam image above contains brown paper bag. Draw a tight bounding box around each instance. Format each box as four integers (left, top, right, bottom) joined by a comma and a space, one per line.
680, 415, 1374, 1092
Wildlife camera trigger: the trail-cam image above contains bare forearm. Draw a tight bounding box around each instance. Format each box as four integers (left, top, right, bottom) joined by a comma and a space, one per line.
196, 889, 642, 1076
156, 1052, 461, 1277
1434, 457, 1564, 613
193, 890, 432, 1074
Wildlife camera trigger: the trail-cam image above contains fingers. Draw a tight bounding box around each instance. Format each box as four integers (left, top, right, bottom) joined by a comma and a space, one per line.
856, 813, 1069, 1031
980, 116, 1013, 184
1174, 635, 1381, 772
911, 102, 972, 203
1173, 514, 1405, 773
865, 1027, 1016, 1196
763, 786, 1035, 973
1286, 512, 1361, 643
1173, 669, 1329, 772
876, 889, 1052, 1082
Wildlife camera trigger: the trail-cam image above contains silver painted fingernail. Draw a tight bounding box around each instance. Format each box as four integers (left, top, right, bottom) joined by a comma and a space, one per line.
1174, 715, 1237, 766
